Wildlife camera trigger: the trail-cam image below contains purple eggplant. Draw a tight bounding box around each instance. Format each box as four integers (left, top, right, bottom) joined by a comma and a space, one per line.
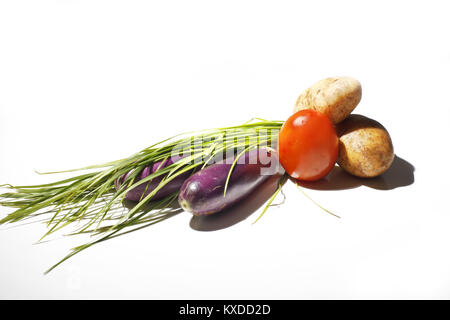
115, 158, 191, 202
178, 148, 282, 216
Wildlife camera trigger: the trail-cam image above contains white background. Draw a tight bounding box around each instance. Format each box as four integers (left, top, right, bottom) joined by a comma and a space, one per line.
0, 0, 449, 299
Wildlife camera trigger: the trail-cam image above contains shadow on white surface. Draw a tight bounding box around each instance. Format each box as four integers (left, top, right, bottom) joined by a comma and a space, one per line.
297, 155, 415, 191
189, 173, 285, 232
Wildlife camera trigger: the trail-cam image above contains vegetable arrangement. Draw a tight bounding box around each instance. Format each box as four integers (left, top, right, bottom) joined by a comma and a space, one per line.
0, 76, 394, 273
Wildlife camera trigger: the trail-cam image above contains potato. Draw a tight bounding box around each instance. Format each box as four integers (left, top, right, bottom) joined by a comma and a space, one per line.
294, 76, 362, 124
336, 114, 394, 178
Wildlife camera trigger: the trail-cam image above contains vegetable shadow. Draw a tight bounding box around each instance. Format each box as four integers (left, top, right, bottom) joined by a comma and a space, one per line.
189, 173, 285, 232
297, 155, 414, 191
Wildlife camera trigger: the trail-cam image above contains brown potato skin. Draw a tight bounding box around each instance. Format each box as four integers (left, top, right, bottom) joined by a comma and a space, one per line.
294, 76, 362, 124
336, 114, 394, 178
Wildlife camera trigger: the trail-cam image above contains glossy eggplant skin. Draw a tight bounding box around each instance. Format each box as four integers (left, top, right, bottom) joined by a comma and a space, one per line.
178, 148, 281, 216
115, 158, 190, 202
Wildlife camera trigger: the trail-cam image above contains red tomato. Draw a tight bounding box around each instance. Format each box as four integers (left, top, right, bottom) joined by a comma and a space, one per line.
277, 109, 339, 181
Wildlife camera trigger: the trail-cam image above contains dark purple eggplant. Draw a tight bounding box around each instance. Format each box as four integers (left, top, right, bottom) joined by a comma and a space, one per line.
178, 148, 282, 216
115, 158, 191, 202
